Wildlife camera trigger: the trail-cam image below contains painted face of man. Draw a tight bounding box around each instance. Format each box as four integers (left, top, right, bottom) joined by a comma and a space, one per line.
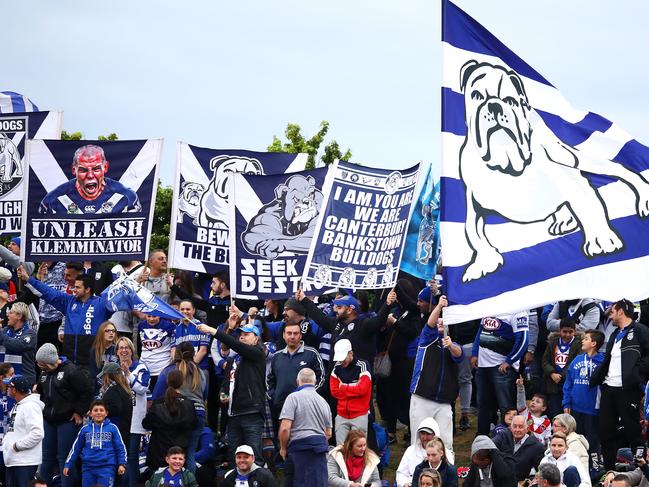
73, 150, 108, 200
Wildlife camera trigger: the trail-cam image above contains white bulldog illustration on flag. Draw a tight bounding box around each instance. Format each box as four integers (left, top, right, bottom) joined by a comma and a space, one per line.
458, 60, 649, 282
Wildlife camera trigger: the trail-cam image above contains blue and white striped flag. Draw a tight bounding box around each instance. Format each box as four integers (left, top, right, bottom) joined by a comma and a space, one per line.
0, 92, 38, 113
441, 1, 649, 323
102, 274, 185, 321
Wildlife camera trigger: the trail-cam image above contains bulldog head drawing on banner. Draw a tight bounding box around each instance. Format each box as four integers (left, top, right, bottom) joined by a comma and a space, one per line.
196, 155, 264, 229
0, 133, 21, 194
458, 60, 649, 282
242, 174, 322, 259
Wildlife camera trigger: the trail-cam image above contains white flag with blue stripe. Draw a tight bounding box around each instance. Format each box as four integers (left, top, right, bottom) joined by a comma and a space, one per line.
0, 92, 38, 113
441, 1, 649, 323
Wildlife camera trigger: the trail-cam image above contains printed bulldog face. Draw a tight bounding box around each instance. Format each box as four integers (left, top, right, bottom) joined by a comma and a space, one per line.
460, 60, 532, 176
178, 182, 205, 219
276, 175, 321, 225
210, 155, 264, 200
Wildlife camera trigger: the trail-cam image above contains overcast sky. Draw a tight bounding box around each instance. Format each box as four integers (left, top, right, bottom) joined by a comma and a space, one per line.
3, 1, 648, 184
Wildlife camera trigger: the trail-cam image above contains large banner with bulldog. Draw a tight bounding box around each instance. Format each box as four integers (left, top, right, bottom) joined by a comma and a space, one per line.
302, 160, 419, 290
441, 0, 649, 323
21, 139, 162, 262
228, 167, 329, 299
168, 142, 308, 274
400, 162, 441, 280
0, 111, 62, 235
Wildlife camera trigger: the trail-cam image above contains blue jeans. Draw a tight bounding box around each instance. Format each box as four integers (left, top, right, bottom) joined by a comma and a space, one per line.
186, 415, 205, 474
124, 433, 142, 487
476, 365, 516, 435
6, 465, 37, 487
227, 413, 264, 465
41, 420, 81, 487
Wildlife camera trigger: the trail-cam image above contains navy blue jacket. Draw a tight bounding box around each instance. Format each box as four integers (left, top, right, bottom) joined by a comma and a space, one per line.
410, 324, 463, 404
267, 342, 325, 410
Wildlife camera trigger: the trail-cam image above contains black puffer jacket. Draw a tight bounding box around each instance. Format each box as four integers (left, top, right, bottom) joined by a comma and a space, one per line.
591, 321, 649, 390
142, 395, 197, 468
216, 329, 266, 416
36, 358, 93, 424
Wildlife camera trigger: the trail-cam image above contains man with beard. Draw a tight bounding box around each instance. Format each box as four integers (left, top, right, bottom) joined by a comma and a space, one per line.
295, 289, 395, 367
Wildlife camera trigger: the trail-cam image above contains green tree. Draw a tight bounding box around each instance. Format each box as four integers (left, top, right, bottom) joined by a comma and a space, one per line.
61, 130, 118, 141
150, 182, 173, 251
268, 120, 352, 169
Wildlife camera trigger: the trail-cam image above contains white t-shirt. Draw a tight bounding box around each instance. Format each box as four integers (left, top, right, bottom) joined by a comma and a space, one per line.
605, 337, 623, 387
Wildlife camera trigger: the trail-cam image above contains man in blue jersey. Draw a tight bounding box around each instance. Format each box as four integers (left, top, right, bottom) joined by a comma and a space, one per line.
16, 266, 113, 366
38, 144, 141, 214
471, 310, 529, 436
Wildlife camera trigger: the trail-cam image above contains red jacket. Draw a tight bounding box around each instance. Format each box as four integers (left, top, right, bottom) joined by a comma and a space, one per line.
329, 359, 372, 420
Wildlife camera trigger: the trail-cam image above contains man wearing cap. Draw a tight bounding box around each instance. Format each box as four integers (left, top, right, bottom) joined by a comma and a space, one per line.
35, 343, 93, 487
0, 301, 37, 383
222, 444, 278, 486
0, 237, 35, 303
590, 299, 649, 471
329, 339, 372, 444
198, 314, 267, 466
295, 289, 395, 367
279, 368, 332, 487
267, 319, 325, 428
409, 295, 463, 454
16, 267, 114, 366
2, 375, 44, 487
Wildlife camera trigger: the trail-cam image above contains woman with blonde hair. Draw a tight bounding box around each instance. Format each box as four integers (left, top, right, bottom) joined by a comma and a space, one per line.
151, 341, 206, 473
327, 429, 381, 487
116, 336, 150, 487
89, 321, 119, 391
418, 468, 442, 487
552, 413, 589, 472
412, 437, 457, 486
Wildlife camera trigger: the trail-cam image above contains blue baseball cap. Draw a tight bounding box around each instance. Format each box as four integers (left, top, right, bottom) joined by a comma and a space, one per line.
333, 295, 360, 309
418, 286, 433, 302
0, 282, 8, 292
10, 236, 20, 247
240, 324, 260, 336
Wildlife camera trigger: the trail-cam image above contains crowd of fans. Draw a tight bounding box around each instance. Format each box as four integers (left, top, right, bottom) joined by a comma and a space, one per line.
1, 239, 649, 486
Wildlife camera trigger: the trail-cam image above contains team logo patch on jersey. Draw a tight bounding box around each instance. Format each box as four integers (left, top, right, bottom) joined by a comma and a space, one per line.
84, 205, 96, 212
482, 317, 500, 331
628, 331, 634, 341
68, 202, 79, 214
57, 371, 64, 380
100, 202, 114, 212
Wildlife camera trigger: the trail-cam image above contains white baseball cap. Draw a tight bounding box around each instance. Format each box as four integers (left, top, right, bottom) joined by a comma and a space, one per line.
235, 445, 254, 456
333, 339, 353, 362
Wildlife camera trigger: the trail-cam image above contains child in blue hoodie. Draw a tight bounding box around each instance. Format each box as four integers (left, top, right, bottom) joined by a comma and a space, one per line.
64, 399, 127, 487
562, 329, 605, 466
